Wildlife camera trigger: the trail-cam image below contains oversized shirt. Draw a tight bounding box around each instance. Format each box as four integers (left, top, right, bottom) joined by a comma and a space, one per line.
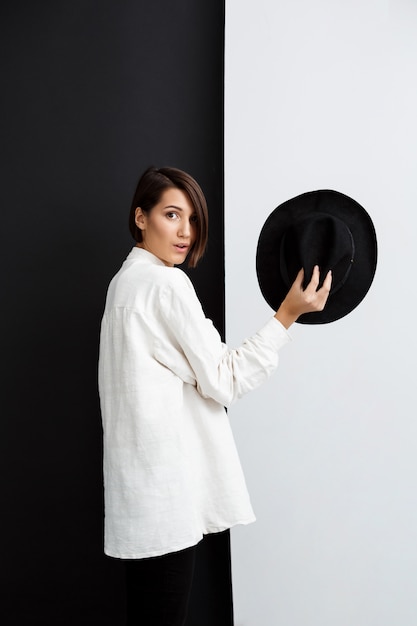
98, 247, 291, 559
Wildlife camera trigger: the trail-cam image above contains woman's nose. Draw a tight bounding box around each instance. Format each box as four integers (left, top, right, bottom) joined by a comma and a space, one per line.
178, 220, 191, 238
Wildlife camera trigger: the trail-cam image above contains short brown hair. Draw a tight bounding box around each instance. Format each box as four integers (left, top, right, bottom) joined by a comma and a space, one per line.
128, 166, 209, 268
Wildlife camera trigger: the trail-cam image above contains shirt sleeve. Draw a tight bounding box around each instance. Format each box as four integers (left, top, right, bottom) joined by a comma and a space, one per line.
152, 269, 291, 408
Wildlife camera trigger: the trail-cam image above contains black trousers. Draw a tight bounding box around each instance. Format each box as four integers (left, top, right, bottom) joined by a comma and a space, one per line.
125, 543, 197, 626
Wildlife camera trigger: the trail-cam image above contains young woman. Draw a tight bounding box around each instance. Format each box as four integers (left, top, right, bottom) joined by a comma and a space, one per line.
98, 166, 331, 625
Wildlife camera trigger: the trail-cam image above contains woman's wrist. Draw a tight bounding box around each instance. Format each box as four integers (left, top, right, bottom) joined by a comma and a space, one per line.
274, 304, 298, 329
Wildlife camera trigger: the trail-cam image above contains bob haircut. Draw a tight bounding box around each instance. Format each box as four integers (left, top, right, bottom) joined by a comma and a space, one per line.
128, 166, 209, 268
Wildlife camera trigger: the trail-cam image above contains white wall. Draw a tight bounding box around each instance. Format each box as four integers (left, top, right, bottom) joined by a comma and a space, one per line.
225, 1, 417, 624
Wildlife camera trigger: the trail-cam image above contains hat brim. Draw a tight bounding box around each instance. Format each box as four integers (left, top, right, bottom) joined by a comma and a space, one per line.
256, 190, 378, 324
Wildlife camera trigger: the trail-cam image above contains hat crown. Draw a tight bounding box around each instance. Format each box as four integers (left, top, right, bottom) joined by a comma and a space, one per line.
280, 213, 355, 294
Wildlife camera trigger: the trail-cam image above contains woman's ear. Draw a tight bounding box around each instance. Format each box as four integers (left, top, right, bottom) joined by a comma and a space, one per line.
135, 207, 146, 230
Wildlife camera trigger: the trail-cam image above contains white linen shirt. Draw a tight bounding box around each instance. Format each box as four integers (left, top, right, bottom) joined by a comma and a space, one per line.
98, 247, 291, 559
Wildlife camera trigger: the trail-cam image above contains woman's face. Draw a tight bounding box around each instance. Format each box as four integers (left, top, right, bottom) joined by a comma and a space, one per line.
135, 188, 198, 267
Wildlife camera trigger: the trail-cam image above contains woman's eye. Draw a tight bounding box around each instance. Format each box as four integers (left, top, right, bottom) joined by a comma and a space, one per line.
166, 212, 179, 220
190, 215, 198, 224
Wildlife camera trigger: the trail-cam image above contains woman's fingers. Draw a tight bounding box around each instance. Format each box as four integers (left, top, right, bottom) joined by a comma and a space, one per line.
293, 268, 304, 289
307, 264, 320, 290
306, 267, 332, 310
320, 269, 332, 294
275, 267, 332, 328
298, 266, 332, 311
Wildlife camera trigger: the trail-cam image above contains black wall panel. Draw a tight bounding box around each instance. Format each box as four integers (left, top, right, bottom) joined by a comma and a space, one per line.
1, 1, 229, 624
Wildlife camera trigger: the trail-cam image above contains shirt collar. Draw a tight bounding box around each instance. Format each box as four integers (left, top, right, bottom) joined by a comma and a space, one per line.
126, 246, 166, 267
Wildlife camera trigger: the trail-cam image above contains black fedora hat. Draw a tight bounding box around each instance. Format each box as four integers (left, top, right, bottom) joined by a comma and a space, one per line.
256, 190, 377, 324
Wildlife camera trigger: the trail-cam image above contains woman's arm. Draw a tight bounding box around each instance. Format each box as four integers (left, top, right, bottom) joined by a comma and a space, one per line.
155, 266, 331, 408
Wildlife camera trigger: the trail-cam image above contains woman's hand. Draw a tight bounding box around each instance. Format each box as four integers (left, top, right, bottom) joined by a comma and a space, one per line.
274, 266, 332, 329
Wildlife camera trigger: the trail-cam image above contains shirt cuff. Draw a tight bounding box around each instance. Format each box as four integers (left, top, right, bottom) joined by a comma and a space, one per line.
257, 316, 292, 350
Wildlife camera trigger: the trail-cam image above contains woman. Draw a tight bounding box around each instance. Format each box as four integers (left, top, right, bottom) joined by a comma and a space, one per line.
98, 166, 331, 625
